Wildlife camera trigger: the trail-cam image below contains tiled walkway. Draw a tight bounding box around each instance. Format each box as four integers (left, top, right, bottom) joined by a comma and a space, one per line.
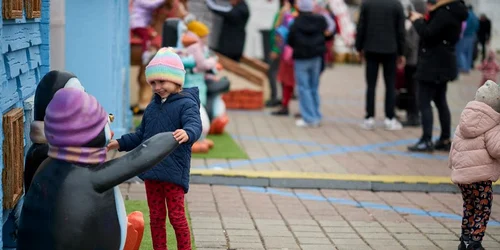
121, 183, 500, 250
191, 64, 479, 178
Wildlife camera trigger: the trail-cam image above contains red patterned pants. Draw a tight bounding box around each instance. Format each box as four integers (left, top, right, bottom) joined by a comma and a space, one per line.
145, 180, 191, 250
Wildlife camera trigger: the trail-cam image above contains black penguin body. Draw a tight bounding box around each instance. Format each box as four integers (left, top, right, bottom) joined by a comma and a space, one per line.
17, 132, 179, 250
24, 70, 81, 192
18, 161, 122, 250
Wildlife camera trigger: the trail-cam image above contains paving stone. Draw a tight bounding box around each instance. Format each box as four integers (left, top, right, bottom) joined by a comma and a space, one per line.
293, 231, 327, 238
427, 233, 457, 241
335, 244, 372, 250
262, 236, 300, 248
392, 233, 428, 240
228, 242, 265, 249
332, 238, 367, 245
433, 240, 461, 249
400, 239, 437, 247
328, 233, 362, 239
228, 235, 262, 243
354, 226, 388, 233
385, 226, 420, 233
225, 229, 260, 236
194, 235, 227, 242
297, 236, 331, 245
365, 239, 403, 248
324, 227, 356, 233
195, 241, 227, 248
300, 244, 337, 250
359, 232, 394, 239
286, 219, 318, 225
289, 225, 323, 232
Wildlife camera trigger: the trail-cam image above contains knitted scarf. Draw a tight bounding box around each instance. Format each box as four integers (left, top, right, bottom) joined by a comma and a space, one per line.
48, 145, 107, 165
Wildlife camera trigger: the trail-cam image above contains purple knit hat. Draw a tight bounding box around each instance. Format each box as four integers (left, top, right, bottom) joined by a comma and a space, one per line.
44, 88, 108, 147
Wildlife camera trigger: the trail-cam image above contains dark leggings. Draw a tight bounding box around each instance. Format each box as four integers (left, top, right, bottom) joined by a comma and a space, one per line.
459, 181, 493, 243
418, 81, 451, 141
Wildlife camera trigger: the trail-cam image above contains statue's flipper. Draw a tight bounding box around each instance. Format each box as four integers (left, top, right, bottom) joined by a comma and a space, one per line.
91, 132, 179, 193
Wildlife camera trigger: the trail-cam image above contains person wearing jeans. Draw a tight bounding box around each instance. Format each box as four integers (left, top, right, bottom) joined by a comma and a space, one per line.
286, 0, 327, 127
294, 57, 323, 124
355, 0, 406, 130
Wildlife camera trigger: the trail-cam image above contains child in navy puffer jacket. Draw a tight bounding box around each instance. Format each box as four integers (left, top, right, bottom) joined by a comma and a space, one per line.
108, 47, 202, 250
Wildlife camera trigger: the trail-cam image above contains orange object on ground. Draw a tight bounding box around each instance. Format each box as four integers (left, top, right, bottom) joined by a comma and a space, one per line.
205, 138, 214, 149
124, 211, 145, 250
209, 114, 229, 135
192, 141, 210, 153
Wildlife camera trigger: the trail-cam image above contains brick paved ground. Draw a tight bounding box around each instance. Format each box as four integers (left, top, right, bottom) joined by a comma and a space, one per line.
120, 65, 500, 249
121, 183, 500, 250
191, 65, 481, 177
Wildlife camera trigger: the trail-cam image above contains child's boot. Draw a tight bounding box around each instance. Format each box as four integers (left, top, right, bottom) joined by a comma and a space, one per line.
458, 236, 467, 250
466, 241, 485, 250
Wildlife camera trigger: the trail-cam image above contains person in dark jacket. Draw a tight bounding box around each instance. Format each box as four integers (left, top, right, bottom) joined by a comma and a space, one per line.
107, 48, 202, 250
206, 0, 250, 62
355, 0, 406, 131
407, 0, 468, 154
287, 0, 327, 127
478, 13, 492, 62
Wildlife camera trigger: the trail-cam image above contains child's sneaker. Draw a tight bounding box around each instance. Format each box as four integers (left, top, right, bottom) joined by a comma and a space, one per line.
466, 242, 485, 250
384, 117, 403, 130
360, 117, 375, 130
458, 236, 467, 250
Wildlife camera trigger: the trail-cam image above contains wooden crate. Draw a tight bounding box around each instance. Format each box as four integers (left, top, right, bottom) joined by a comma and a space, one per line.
222, 89, 264, 110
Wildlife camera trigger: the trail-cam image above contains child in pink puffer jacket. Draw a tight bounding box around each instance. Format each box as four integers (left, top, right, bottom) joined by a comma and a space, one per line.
449, 80, 500, 250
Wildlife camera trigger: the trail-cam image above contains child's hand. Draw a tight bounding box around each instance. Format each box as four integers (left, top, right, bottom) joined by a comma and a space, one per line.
173, 129, 189, 144
107, 140, 120, 151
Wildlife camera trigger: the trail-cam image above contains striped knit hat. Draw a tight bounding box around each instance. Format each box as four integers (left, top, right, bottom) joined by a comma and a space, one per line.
44, 88, 108, 147
145, 47, 186, 86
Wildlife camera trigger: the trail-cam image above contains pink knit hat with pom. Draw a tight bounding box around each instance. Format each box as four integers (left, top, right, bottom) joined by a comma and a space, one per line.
44, 88, 108, 147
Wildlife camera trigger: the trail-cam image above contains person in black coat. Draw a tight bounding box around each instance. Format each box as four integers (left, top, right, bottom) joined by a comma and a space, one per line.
206, 0, 250, 62
355, 0, 406, 130
477, 13, 492, 62
407, 0, 468, 152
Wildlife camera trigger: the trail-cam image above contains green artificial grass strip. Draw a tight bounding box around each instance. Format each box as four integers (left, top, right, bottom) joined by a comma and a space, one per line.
133, 115, 248, 159
192, 133, 249, 159
124, 200, 196, 250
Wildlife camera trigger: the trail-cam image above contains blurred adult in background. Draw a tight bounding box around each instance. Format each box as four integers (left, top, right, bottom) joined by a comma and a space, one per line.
457, 5, 478, 73
355, 0, 406, 131
205, 0, 250, 62
407, 0, 468, 152
478, 13, 492, 62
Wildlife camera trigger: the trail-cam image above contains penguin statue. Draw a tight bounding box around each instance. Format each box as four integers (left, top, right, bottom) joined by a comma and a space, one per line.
24, 70, 85, 193
17, 88, 179, 250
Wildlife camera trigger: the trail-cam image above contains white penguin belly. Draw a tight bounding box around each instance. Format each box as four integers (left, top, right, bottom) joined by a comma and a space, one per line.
113, 186, 128, 250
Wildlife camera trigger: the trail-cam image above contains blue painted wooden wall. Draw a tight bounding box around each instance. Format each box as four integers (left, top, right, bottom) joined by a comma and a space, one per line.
65, 0, 132, 138
0, 0, 51, 247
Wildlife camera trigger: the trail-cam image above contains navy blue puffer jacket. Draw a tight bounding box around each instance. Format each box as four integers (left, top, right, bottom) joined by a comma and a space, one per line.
117, 87, 202, 193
